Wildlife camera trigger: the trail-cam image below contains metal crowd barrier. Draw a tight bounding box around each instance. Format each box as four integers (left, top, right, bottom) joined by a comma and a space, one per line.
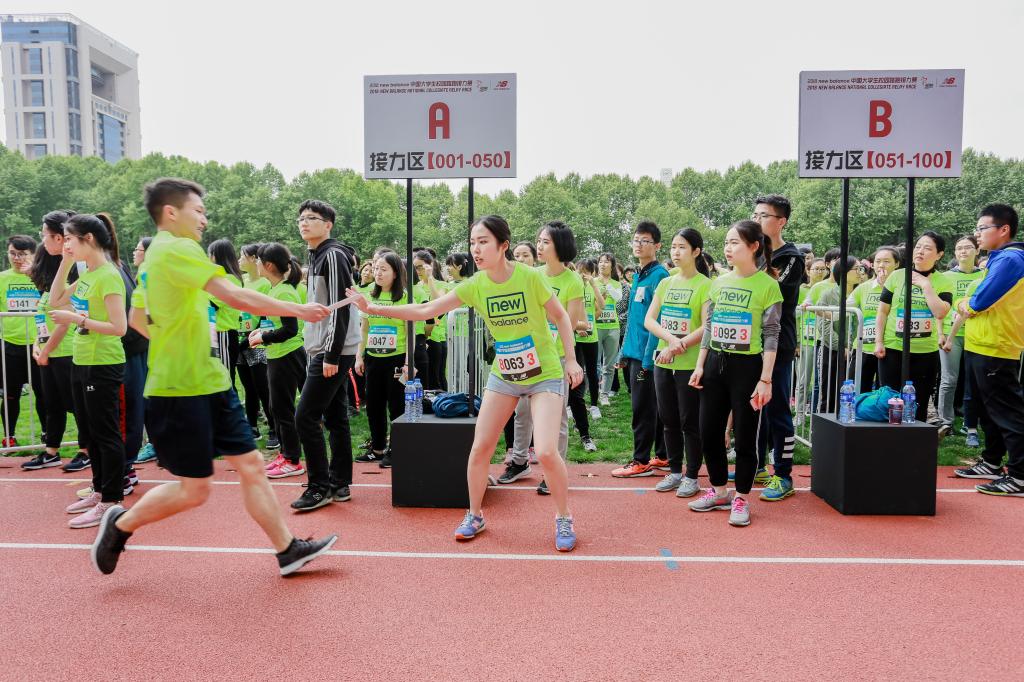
445, 307, 489, 395
793, 305, 865, 448
0, 311, 77, 455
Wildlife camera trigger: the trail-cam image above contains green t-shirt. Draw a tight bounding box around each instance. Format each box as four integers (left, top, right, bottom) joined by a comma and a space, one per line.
943, 269, 985, 337
413, 282, 430, 337
849, 279, 883, 344
575, 280, 599, 344
454, 263, 562, 385
707, 271, 783, 355
36, 291, 74, 358
882, 269, 954, 354
262, 281, 305, 360
210, 274, 243, 332
363, 288, 413, 358
239, 275, 271, 333
428, 280, 456, 343
0, 269, 40, 345
653, 272, 711, 370
71, 262, 126, 366
801, 279, 831, 346
298, 281, 308, 304
595, 279, 620, 330
542, 266, 584, 358
140, 230, 231, 397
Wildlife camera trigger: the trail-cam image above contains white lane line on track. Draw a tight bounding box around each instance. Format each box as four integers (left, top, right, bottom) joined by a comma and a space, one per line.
0, 542, 1021, 566
0, 478, 979, 494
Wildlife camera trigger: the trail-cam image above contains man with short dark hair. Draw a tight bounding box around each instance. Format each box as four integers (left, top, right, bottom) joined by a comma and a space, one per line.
751, 195, 805, 501
954, 204, 1024, 497
0, 235, 45, 449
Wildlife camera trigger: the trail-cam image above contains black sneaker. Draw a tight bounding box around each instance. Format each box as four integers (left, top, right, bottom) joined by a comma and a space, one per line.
290, 484, 332, 512
91, 505, 130, 575
266, 433, 281, 450
330, 484, 351, 502
355, 450, 384, 463
537, 479, 550, 495
126, 467, 139, 486
976, 475, 1024, 497
954, 460, 1004, 480
276, 534, 338, 576
497, 461, 531, 484
62, 452, 91, 472
379, 451, 392, 469
123, 476, 134, 496
21, 453, 61, 470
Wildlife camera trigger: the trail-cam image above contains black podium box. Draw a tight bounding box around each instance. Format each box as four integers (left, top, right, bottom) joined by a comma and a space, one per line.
810, 414, 937, 516
390, 413, 475, 508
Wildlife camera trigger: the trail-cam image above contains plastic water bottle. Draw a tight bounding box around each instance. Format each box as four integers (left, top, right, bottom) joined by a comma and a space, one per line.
838, 380, 856, 424
404, 380, 416, 422
412, 379, 423, 421
901, 381, 916, 424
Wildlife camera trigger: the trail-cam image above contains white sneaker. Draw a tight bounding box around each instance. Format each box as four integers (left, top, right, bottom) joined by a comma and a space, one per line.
726, 448, 737, 463
589, 405, 602, 420
599, 395, 610, 407
676, 476, 702, 498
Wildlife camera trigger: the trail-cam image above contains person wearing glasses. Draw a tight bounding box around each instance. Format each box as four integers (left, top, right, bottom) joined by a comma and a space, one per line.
611, 222, 670, 477
953, 204, 1024, 498
1, 234, 46, 450
750, 195, 805, 502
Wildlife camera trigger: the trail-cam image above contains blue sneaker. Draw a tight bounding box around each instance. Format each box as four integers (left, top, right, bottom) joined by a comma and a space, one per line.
135, 443, 157, 464
454, 512, 485, 541
759, 475, 795, 501
966, 432, 980, 448
555, 516, 577, 552
727, 467, 770, 484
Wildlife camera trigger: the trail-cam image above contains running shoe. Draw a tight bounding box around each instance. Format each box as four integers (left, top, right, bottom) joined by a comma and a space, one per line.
555, 516, 577, 552
290, 484, 332, 512
729, 496, 751, 526
70, 501, 115, 529
1, 436, 18, 448
379, 452, 392, 469
649, 457, 670, 472
21, 453, 61, 470
123, 476, 134, 497
330, 484, 351, 502
265, 433, 281, 450
726, 448, 737, 463
676, 477, 701, 498
528, 447, 539, 465
126, 468, 139, 486
727, 467, 770, 484
599, 395, 610, 407
537, 479, 550, 495
954, 460, 1004, 480
62, 452, 91, 472
655, 473, 682, 492
976, 476, 1024, 497
937, 424, 952, 440
276, 534, 339, 576
135, 443, 157, 464
760, 475, 795, 501
267, 460, 305, 479
76, 485, 94, 499
497, 461, 531, 484
66, 491, 101, 514
355, 450, 386, 464
959, 424, 969, 436
92, 505, 130, 574
589, 405, 602, 420
454, 511, 485, 540
966, 432, 980, 448
265, 453, 286, 471
688, 488, 734, 512
581, 436, 597, 453
611, 461, 655, 478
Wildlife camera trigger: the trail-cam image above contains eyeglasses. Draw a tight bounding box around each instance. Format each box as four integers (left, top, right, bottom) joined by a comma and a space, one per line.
974, 223, 1004, 234
752, 212, 782, 221
297, 215, 325, 225
7, 251, 31, 259
631, 238, 655, 247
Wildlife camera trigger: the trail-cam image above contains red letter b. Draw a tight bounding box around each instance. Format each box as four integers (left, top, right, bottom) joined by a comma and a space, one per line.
869, 100, 893, 138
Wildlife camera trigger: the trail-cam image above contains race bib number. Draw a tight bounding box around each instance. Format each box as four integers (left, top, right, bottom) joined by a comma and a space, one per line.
259, 318, 275, 332
710, 310, 753, 352
863, 315, 876, 343
35, 313, 49, 340
367, 324, 398, 352
597, 303, 617, 324
208, 305, 220, 356
71, 295, 89, 334
494, 335, 543, 382
895, 308, 933, 338
7, 286, 40, 312
240, 312, 257, 332
802, 314, 816, 342
660, 306, 691, 337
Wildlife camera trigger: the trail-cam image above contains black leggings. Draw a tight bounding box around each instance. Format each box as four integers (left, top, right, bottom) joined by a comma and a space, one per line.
70, 363, 125, 503
364, 353, 406, 451
700, 350, 763, 494
654, 366, 702, 477
426, 339, 448, 391
878, 349, 939, 422
568, 347, 591, 439
575, 342, 600, 406
414, 334, 430, 387
236, 355, 274, 435
1, 342, 45, 440
39, 355, 74, 449
267, 347, 307, 464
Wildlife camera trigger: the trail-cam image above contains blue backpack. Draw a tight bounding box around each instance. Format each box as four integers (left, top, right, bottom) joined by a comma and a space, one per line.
430, 392, 482, 418
854, 385, 900, 422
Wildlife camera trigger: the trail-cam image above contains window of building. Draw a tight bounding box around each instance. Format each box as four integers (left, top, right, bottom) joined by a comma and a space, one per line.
67, 80, 80, 109
68, 112, 82, 141
29, 144, 47, 159
29, 81, 44, 106
26, 47, 43, 74
30, 112, 46, 138
65, 47, 78, 78
98, 114, 124, 163
70, 143, 83, 157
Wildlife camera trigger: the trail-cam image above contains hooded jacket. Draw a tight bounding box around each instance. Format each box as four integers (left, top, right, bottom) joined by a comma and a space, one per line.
769, 241, 806, 353
966, 242, 1024, 360
304, 239, 358, 363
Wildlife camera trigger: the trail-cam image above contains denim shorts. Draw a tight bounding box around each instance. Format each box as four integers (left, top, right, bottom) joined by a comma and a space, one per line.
485, 372, 565, 398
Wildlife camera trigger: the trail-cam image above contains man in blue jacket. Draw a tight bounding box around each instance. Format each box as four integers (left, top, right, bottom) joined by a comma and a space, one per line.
612, 221, 670, 477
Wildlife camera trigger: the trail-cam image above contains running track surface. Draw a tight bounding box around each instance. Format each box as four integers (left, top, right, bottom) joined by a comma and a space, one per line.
0, 459, 1019, 681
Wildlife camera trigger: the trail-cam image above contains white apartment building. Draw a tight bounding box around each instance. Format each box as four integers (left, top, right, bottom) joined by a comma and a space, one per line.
1, 13, 141, 161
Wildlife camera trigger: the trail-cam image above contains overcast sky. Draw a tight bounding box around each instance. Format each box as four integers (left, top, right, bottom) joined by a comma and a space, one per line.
6, 0, 1023, 194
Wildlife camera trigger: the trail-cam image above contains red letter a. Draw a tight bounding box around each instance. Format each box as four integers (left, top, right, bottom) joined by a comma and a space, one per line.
428, 102, 450, 140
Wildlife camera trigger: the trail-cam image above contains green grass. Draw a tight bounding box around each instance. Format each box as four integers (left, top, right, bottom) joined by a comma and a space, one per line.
1, 385, 982, 468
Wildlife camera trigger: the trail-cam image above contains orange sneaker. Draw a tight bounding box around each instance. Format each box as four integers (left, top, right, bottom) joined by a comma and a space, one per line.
611, 461, 655, 478
649, 457, 670, 471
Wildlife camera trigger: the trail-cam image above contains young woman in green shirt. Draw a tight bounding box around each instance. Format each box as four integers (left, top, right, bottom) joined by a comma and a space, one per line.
0, 233, 44, 449
573, 258, 605, 426
847, 246, 899, 394
236, 244, 277, 448
207, 239, 244, 375
937, 235, 984, 436
50, 214, 128, 528
348, 215, 584, 552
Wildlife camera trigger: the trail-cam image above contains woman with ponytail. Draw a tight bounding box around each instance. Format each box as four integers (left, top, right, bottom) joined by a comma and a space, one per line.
237, 243, 277, 449
49, 213, 128, 528
248, 243, 307, 483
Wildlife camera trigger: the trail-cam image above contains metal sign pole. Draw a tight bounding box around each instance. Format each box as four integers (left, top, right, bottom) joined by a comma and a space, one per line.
901, 177, 915, 386
835, 177, 850, 418
466, 177, 477, 417
406, 178, 415, 378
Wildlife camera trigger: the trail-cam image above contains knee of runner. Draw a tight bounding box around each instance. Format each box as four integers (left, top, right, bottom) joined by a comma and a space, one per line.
181, 480, 211, 507
535, 447, 560, 463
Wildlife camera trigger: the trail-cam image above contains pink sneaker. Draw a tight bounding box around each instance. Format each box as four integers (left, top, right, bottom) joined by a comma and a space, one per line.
69, 501, 114, 529
265, 453, 286, 471
266, 460, 305, 479
66, 492, 101, 514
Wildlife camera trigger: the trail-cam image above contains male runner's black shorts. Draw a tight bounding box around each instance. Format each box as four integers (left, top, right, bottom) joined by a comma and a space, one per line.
147, 389, 257, 478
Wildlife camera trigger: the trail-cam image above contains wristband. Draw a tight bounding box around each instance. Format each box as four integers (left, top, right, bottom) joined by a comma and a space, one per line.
759, 378, 771, 385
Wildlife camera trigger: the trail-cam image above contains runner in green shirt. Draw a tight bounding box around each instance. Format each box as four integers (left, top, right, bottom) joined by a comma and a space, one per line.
237, 245, 277, 449
348, 215, 583, 552
574, 258, 605, 429
90, 178, 335, 578
0, 234, 43, 450
846, 246, 899, 393
595, 252, 622, 406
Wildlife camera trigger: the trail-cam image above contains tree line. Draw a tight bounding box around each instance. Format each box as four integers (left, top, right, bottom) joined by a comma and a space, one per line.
1, 145, 1021, 264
